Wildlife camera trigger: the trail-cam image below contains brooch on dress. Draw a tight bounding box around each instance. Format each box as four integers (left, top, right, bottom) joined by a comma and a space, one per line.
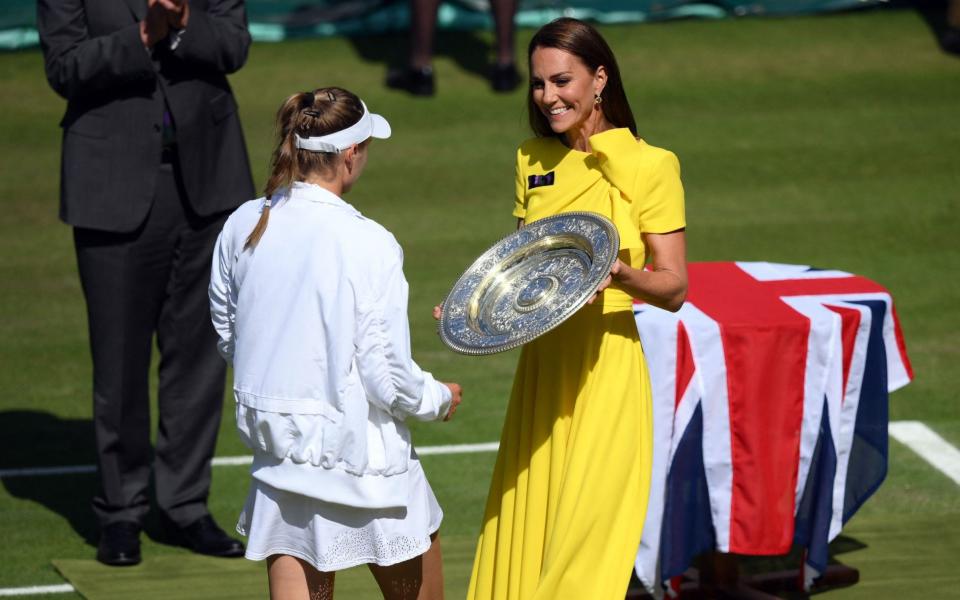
528, 172, 555, 189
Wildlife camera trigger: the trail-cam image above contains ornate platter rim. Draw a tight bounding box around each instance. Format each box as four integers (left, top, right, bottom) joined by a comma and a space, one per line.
438, 211, 620, 356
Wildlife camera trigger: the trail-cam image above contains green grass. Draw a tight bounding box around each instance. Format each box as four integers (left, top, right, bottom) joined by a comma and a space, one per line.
1, 7, 958, 598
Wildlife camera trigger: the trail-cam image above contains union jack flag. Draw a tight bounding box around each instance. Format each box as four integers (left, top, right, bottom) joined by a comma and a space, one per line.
632, 262, 913, 592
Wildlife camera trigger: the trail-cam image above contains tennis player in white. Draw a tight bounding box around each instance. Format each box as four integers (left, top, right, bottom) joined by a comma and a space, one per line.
210, 86, 462, 600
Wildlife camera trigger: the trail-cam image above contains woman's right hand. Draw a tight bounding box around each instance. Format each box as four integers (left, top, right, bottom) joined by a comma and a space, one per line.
443, 382, 462, 421
432, 304, 442, 320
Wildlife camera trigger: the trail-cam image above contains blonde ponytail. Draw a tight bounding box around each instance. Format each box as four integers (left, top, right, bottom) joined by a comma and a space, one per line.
243, 202, 271, 250
245, 88, 364, 250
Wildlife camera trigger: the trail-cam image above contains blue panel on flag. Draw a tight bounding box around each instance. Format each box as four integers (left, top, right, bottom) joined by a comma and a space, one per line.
660, 404, 715, 581
794, 396, 837, 574
843, 300, 889, 521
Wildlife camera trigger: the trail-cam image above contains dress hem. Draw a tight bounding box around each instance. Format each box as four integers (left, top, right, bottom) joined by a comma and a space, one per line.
241, 524, 441, 571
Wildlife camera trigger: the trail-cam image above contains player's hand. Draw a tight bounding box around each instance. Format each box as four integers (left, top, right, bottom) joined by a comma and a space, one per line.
432, 304, 442, 320
443, 383, 462, 421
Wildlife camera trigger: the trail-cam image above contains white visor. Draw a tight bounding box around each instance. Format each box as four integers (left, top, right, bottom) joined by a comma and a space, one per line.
294, 100, 391, 153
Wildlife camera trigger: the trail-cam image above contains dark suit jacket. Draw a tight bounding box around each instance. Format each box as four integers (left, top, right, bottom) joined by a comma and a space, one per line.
38, 0, 255, 232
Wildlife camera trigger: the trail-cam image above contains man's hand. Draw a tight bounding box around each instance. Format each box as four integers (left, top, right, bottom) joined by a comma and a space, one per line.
443, 382, 462, 421
140, 0, 170, 48
158, 0, 190, 30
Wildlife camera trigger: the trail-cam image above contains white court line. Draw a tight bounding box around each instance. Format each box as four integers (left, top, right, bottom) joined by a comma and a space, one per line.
0, 442, 501, 479
210, 455, 252, 467
8, 422, 960, 484
0, 584, 74, 596
418, 442, 499, 455
889, 421, 960, 486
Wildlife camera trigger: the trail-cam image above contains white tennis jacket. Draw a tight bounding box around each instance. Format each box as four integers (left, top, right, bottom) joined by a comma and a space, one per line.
209, 182, 451, 508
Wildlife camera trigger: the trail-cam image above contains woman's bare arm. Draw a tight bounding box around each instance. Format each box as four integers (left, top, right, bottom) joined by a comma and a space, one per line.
595, 229, 687, 312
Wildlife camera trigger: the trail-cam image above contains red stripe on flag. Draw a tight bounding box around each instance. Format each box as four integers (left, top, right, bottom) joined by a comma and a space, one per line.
676, 323, 695, 409
826, 305, 862, 402
686, 263, 807, 554
890, 304, 914, 381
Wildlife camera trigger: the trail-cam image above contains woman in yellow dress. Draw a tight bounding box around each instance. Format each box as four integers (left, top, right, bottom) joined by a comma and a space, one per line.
466, 18, 688, 600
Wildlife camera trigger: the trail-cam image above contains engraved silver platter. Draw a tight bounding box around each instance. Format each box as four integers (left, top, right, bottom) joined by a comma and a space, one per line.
439, 211, 620, 355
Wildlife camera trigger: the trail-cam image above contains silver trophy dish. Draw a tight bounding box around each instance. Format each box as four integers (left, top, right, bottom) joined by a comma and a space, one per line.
439, 211, 620, 355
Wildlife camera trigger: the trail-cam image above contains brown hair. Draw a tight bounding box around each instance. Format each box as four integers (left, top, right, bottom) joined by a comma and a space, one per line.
245, 87, 365, 249
526, 18, 637, 140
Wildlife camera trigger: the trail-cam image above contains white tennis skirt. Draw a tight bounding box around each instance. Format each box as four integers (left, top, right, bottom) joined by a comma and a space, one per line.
237, 458, 443, 571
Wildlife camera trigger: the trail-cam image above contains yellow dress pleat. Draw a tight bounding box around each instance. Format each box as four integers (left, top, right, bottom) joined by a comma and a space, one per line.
467, 304, 654, 600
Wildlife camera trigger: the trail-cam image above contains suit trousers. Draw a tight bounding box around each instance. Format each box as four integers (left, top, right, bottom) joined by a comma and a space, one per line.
74, 153, 229, 528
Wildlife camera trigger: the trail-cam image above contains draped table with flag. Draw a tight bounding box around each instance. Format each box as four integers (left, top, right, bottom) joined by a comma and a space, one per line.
632, 261, 913, 593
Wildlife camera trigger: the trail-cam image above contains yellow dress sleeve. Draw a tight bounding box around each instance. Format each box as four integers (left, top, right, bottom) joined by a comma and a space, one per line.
589, 128, 685, 235
634, 151, 685, 234
512, 146, 527, 219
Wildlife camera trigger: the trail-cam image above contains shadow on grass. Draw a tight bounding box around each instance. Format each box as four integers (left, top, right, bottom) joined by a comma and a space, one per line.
0, 410, 99, 546
828, 534, 868, 556
0, 410, 208, 550
742, 536, 869, 599
898, 0, 960, 55
0, 410, 96, 469
345, 28, 500, 87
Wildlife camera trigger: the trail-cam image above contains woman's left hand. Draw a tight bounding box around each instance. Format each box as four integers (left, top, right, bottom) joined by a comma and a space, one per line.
587, 259, 624, 304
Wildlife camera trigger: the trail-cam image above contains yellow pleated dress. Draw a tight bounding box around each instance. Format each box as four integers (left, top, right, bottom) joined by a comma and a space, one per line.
467, 129, 686, 600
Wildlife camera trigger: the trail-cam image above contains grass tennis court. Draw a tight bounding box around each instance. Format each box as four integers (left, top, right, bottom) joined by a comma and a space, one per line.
1, 6, 958, 598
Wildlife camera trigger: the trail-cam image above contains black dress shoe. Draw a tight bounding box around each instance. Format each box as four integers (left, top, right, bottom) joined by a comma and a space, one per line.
491, 63, 521, 93
386, 65, 435, 97
96, 521, 142, 566
172, 514, 245, 558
